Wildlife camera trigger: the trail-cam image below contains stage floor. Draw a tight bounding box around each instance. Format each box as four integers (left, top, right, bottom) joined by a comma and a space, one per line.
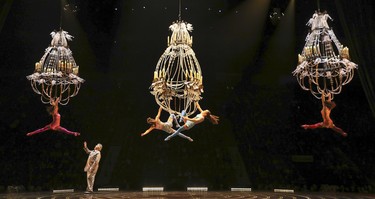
1, 191, 374, 199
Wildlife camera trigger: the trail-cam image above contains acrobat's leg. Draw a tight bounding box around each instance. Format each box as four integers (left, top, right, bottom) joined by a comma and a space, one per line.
177, 132, 193, 142
179, 110, 186, 123
170, 114, 181, 128
165, 125, 187, 141
26, 125, 50, 136
331, 125, 348, 137
56, 126, 80, 136
301, 122, 323, 130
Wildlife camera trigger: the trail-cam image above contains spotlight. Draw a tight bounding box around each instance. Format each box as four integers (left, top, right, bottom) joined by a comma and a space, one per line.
269, 8, 284, 25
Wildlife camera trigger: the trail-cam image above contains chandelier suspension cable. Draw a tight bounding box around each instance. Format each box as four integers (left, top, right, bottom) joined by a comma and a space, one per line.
178, 0, 182, 21
150, 1, 203, 116
316, 0, 320, 12
59, 0, 63, 29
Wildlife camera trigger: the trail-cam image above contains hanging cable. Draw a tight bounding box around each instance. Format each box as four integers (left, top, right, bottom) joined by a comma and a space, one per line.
178, 0, 182, 21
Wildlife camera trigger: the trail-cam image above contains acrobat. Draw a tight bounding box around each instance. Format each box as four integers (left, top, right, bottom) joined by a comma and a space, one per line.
301, 92, 347, 137
164, 102, 219, 141
26, 97, 80, 136
142, 106, 193, 142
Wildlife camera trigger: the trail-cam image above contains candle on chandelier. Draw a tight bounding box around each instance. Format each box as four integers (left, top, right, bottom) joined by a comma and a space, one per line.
69, 62, 73, 73
73, 66, 79, 75
35, 62, 39, 72
154, 71, 158, 79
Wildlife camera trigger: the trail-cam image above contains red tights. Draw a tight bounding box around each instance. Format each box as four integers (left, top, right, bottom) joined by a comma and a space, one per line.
302, 122, 347, 137
27, 125, 79, 136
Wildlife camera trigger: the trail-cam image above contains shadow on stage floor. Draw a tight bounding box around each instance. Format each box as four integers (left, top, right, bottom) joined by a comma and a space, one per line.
0, 191, 374, 199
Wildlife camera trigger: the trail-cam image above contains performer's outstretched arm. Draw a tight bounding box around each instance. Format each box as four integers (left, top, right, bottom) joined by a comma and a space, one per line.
83, 141, 91, 154
51, 97, 60, 111
321, 92, 326, 105
155, 106, 163, 121
196, 102, 203, 113
141, 126, 155, 136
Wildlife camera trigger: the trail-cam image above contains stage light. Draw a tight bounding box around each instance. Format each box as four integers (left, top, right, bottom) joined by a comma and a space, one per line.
269, 8, 284, 25
231, 187, 252, 192
187, 187, 208, 191
98, 188, 119, 192
142, 187, 164, 192
52, 189, 74, 193
274, 189, 294, 193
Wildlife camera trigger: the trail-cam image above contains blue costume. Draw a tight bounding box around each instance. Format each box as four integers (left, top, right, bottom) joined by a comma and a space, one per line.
164, 113, 204, 141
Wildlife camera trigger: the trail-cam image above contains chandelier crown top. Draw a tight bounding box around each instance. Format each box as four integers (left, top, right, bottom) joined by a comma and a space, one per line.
306, 10, 333, 30
167, 20, 193, 47
50, 29, 74, 47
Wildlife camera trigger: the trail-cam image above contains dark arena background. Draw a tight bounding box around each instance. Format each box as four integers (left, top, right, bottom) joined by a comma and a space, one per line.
1, 0, 375, 198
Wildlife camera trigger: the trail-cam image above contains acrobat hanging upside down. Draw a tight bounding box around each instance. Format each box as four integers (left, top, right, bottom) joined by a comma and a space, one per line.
26, 97, 80, 137
301, 92, 347, 137
164, 102, 219, 141
141, 106, 193, 142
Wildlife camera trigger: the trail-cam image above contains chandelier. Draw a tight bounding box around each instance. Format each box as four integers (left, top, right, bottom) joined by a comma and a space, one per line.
150, 20, 203, 117
292, 11, 357, 99
27, 29, 84, 105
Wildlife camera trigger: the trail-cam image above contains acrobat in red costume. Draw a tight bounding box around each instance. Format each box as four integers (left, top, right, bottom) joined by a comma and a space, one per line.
26, 98, 80, 136
301, 93, 347, 137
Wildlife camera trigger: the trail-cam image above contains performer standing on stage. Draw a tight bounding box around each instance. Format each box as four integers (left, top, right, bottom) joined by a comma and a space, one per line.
164, 102, 219, 141
83, 141, 102, 193
301, 92, 347, 137
26, 97, 80, 136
